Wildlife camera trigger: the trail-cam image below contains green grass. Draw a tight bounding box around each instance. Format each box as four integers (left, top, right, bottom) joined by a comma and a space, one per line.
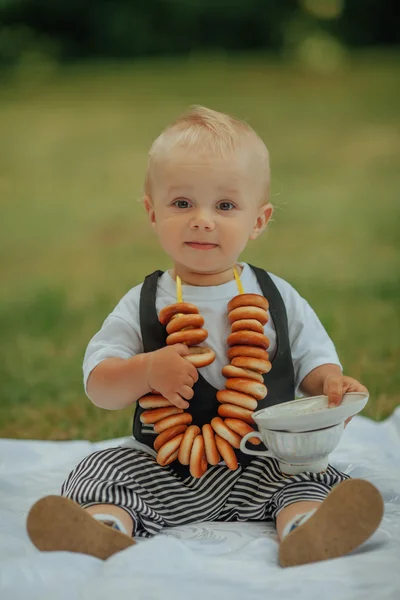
0, 51, 399, 440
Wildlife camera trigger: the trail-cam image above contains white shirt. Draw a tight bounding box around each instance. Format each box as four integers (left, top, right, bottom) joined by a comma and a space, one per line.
83, 262, 341, 398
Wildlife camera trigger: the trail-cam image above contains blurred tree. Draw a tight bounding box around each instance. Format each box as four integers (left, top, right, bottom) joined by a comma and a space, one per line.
0, 0, 398, 66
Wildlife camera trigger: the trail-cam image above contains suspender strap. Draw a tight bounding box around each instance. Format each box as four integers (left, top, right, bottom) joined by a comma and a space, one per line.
139, 270, 166, 352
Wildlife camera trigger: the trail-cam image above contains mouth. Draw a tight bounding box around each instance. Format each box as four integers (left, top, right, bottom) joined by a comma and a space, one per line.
185, 242, 219, 250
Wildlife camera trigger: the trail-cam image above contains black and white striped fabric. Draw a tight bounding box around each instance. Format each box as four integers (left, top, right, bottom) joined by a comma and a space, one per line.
61, 447, 349, 538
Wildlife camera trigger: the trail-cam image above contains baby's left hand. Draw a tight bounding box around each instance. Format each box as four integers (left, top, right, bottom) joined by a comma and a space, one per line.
323, 375, 368, 427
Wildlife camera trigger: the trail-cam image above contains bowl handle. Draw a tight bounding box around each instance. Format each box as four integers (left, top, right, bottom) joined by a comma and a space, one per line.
240, 432, 275, 457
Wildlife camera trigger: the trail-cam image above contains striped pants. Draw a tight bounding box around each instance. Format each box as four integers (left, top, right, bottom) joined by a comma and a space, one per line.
61, 447, 349, 538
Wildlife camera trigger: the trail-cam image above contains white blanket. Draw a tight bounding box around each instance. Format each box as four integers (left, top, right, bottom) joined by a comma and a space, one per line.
1, 411, 400, 600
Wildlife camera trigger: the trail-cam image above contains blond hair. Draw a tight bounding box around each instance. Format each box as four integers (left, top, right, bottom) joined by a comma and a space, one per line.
145, 105, 270, 203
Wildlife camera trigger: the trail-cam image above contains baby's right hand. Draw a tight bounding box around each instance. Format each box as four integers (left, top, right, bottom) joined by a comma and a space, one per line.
144, 344, 199, 409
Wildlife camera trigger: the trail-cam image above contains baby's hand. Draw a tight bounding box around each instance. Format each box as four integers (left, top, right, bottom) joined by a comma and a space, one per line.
144, 344, 199, 409
323, 375, 369, 427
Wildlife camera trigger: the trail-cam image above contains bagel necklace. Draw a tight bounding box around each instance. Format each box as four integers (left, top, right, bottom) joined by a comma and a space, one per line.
138, 266, 272, 478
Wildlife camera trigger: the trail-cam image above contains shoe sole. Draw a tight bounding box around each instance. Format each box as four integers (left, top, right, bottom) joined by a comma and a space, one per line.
27, 495, 135, 560
279, 479, 383, 568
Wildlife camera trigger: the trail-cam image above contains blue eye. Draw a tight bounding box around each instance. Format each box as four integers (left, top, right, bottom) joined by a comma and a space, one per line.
173, 199, 191, 209
218, 201, 235, 211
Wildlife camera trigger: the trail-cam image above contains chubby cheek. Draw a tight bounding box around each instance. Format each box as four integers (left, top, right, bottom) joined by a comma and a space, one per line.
155, 220, 182, 254
223, 221, 251, 252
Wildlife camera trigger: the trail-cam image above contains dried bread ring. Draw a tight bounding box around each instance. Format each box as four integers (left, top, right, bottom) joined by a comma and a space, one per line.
217, 389, 258, 411
189, 435, 208, 478
225, 378, 267, 400
214, 434, 238, 471
153, 424, 188, 452
227, 331, 269, 349
185, 346, 216, 368
139, 395, 173, 409
221, 364, 264, 383
210, 416, 242, 449
140, 406, 182, 424
231, 319, 264, 334
166, 313, 205, 334
166, 328, 208, 346
178, 425, 201, 465
228, 306, 268, 325
157, 433, 185, 466
163, 449, 180, 466
154, 412, 193, 433
227, 345, 269, 361
228, 294, 269, 312
159, 302, 199, 325
218, 403, 254, 424
202, 424, 221, 465
224, 418, 261, 445
231, 356, 272, 374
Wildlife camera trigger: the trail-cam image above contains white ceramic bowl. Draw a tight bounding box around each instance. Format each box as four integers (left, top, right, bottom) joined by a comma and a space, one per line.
240, 423, 344, 475
252, 392, 369, 433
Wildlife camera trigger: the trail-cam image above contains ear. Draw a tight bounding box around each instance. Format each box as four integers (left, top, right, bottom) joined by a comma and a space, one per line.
250, 203, 273, 240
144, 195, 156, 227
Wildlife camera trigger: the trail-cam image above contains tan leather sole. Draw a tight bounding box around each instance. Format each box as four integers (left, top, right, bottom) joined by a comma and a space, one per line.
27, 495, 135, 560
279, 479, 384, 568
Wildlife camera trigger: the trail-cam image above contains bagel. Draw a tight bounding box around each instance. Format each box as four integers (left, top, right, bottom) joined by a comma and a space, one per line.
214, 435, 238, 471
227, 331, 269, 350
231, 319, 264, 334
153, 424, 188, 452
178, 425, 201, 465
227, 293, 269, 312
221, 364, 264, 383
218, 403, 254, 424
224, 418, 261, 445
228, 306, 268, 325
210, 416, 242, 449
140, 406, 182, 424
157, 433, 185, 466
227, 345, 269, 361
166, 328, 208, 346
159, 302, 199, 325
189, 435, 208, 478
216, 389, 258, 411
225, 378, 267, 400
231, 356, 272, 374
163, 449, 180, 466
154, 412, 193, 434
185, 346, 216, 368
139, 395, 173, 409
166, 313, 204, 334
202, 424, 221, 465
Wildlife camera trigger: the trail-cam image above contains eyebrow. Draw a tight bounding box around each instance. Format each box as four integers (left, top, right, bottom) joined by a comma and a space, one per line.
167, 185, 239, 197
167, 185, 193, 194
218, 187, 239, 197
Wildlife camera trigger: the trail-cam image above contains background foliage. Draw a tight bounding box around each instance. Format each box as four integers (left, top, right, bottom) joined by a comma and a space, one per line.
0, 1, 399, 440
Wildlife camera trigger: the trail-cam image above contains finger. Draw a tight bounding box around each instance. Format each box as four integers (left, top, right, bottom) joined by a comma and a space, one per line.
344, 416, 353, 428
348, 381, 369, 394
179, 385, 194, 401
167, 393, 189, 410
183, 376, 196, 388
185, 360, 199, 385
173, 343, 190, 356
186, 362, 199, 383
326, 378, 344, 408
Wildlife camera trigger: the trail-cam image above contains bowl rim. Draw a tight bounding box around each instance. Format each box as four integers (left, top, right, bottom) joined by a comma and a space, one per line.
259, 422, 344, 435
253, 391, 369, 419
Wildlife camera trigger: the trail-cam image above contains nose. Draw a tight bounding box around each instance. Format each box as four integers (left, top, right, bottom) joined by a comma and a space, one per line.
189, 209, 215, 231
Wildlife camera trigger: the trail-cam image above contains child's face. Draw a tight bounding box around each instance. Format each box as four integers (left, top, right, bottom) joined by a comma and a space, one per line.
145, 148, 272, 280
